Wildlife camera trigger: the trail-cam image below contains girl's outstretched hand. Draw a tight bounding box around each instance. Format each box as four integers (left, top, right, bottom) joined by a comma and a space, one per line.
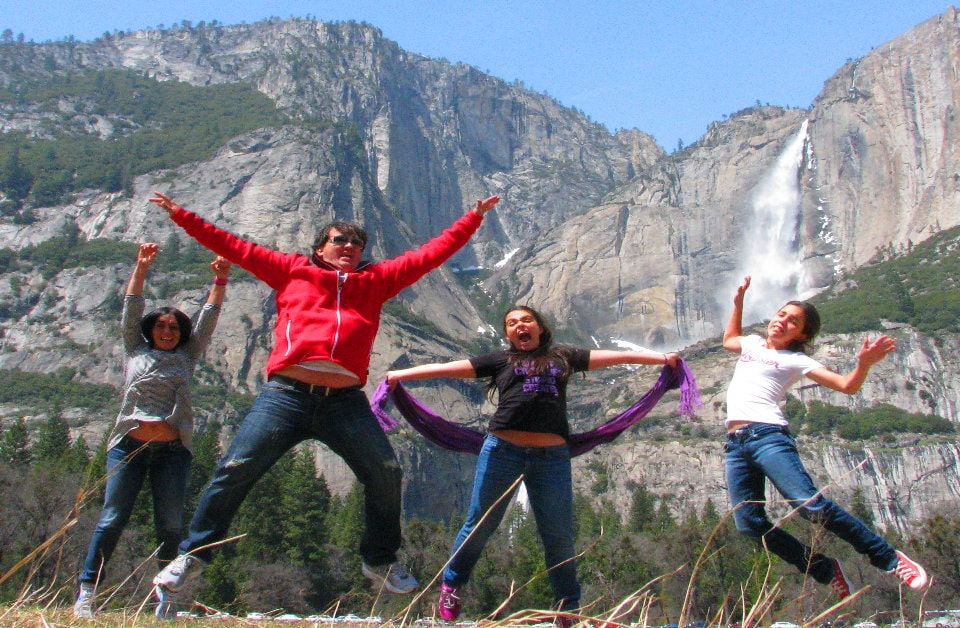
664, 352, 681, 368
858, 334, 896, 367
384, 371, 399, 391
733, 275, 751, 307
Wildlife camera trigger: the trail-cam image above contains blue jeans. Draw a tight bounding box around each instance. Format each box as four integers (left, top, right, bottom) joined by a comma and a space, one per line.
444, 434, 580, 611
724, 423, 898, 583
80, 435, 192, 585
180, 381, 403, 565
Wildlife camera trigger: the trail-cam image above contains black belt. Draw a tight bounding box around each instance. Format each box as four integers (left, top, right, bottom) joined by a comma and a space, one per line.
727, 423, 790, 440
268, 374, 361, 397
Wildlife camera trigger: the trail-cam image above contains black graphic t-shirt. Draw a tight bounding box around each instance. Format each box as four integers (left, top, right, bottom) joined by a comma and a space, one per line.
470, 347, 590, 438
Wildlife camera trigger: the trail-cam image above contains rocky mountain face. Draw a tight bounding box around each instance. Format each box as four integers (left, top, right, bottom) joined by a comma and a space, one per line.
493, 8, 960, 347
1, 11, 958, 527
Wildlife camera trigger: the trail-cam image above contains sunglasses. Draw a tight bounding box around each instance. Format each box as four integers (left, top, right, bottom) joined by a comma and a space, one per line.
329, 235, 365, 248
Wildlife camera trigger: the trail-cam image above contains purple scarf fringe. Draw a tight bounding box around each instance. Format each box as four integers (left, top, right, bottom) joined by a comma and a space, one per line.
371, 359, 701, 457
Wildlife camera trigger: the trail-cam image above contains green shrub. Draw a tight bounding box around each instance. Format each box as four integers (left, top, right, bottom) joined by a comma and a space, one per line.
815, 227, 960, 334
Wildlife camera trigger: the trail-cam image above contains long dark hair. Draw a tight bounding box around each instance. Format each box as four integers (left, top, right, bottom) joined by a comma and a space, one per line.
484, 306, 576, 402
140, 306, 192, 350
502, 305, 572, 377
782, 300, 821, 355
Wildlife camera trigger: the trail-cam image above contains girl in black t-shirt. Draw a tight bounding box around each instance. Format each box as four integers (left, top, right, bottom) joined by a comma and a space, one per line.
387, 306, 679, 624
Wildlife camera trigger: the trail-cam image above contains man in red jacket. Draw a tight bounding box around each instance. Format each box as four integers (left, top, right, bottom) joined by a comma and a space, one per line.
148, 191, 499, 603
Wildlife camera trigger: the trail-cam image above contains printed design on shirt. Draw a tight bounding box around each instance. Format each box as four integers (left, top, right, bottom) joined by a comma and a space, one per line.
739, 352, 781, 369
516, 360, 562, 396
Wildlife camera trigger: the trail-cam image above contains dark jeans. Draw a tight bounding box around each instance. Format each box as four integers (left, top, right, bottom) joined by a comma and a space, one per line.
444, 434, 580, 611
180, 380, 403, 565
724, 423, 898, 583
80, 436, 192, 585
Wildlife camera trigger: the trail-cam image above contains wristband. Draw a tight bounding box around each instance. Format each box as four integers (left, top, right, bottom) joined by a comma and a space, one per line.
663, 353, 668, 364
214, 278, 228, 286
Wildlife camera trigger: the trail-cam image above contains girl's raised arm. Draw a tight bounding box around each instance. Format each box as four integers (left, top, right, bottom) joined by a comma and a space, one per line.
723, 276, 751, 353
126, 243, 158, 296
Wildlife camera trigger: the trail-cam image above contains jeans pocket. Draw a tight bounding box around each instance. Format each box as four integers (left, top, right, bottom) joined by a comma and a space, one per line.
265, 380, 296, 393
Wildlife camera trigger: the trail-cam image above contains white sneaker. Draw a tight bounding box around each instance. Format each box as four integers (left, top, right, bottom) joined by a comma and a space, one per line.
153, 554, 206, 592
154, 585, 180, 620
73, 582, 96, 619
362, 561, 418, 594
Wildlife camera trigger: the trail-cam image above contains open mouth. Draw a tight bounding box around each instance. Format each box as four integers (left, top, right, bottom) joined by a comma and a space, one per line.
517, 331, 532, 343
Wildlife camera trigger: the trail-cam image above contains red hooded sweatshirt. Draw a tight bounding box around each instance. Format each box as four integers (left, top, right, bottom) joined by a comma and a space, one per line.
170, 207, 483, 385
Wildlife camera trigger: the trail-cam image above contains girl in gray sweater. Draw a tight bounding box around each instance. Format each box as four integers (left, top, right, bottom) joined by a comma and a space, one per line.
75, 242, 230, 620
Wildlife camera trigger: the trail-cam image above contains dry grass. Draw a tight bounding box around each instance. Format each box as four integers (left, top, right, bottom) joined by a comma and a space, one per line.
0, 467, 933, 627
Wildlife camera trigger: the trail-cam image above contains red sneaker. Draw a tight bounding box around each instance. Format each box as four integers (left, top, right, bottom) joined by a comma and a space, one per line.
892, 550, 929, 589
828, 558, 854, 599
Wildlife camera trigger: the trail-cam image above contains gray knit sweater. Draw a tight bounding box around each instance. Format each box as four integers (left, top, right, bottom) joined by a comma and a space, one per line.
106, 294, 221, 453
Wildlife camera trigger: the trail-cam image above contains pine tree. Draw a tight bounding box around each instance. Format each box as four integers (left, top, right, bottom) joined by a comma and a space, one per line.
506, 505, 552, 610
0, 144, 34, 202
627, 482, 657, 533
72, 427, 111, 523
915, 514, 960, 605
652, 496, 677, 534
186, 420, 222, 514
34, 405, 72, 464
62, 434, 90, 473
278, 448, 330, 565
204, 552, 240, 610
233, 451, 291, 559
325, 480, 364, 556
0, 416, 32, 465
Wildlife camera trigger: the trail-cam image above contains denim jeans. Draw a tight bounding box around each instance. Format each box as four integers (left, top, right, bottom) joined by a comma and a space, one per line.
80, 435, 192, 585
180, 381, 403, 565
444, 434, 580, 611
724, 423, 898, 583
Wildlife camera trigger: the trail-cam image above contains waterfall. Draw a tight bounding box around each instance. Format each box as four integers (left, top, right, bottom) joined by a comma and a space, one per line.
733, 120, 810, 325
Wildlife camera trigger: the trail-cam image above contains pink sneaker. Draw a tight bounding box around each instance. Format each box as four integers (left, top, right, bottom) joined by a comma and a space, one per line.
828, 558, 854, 600
438, 582, 461, 621
892, 550, 929, 589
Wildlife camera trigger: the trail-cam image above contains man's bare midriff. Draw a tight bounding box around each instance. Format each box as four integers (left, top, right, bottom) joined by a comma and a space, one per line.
274, 365, 362, 388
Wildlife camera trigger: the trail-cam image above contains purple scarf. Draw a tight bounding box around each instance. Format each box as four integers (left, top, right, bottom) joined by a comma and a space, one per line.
370, 360, 701, 457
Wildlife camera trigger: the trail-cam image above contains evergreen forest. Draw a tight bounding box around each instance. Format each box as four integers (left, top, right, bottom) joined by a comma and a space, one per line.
3, 410, 960, 624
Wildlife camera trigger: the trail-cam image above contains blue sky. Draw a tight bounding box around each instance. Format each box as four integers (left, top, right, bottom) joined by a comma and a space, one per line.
1, 1, 952, 148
